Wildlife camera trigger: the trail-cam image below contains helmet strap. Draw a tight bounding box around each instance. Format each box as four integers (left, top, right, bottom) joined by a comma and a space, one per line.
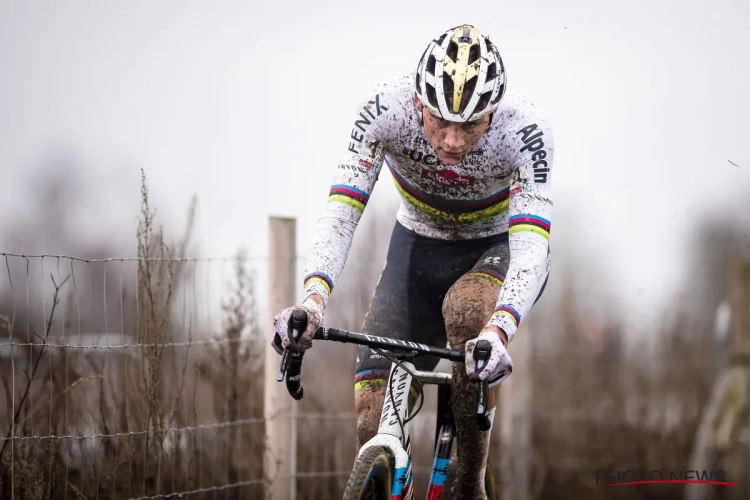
487, 108, 499, 128
413, 92, 425, 127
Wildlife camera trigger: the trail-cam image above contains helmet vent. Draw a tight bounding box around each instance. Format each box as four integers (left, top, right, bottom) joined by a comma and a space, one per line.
475, 91, 491, 115
469, 45, 480, 64
426, 55, 436, 76
446, 41, 459, 63
491, 83, 505, 105
426, 83, 439, 109
486, 62, 497, 81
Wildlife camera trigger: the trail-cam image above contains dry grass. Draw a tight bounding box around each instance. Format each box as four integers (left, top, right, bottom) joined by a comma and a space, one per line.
515, 258, 750, 500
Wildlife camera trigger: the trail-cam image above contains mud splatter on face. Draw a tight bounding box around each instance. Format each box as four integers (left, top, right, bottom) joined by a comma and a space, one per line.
421, 108, 490, 167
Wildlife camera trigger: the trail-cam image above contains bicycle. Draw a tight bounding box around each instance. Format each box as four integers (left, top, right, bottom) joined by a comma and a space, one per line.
275, 310, 498, 500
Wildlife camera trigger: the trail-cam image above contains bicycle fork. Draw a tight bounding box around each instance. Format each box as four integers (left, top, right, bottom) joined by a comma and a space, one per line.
426, 384, 496, 499
426, 384, 454, 500
366, 361, 416, 500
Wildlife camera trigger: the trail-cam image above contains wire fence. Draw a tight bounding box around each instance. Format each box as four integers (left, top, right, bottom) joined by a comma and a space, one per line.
0, 253, 262, 499
0, 253, 748, 499
0, 252, 440, 500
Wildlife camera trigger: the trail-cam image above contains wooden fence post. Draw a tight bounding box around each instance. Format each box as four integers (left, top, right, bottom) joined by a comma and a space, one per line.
264, 217, 297, 500
686, 258, 750, 500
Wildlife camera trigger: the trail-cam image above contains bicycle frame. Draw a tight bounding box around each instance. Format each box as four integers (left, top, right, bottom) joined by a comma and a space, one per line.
355, 362, 494, 500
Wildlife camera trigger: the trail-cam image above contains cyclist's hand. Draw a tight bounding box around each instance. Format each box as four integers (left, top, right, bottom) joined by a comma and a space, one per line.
272, 297, 324, 354
465, 329, 513, 388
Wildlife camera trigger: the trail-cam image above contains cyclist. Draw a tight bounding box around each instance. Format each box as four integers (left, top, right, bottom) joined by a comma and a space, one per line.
273, 23, 552, 498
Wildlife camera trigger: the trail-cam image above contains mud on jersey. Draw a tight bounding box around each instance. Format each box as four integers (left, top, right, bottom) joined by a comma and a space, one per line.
302, 73, 553, 343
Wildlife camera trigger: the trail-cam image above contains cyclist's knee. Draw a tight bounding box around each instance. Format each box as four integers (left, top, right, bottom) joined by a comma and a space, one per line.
442, 275, 499, 348
354, 370, 387, 448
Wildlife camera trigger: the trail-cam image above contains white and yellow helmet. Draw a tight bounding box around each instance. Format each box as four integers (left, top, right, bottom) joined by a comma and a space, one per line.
415, 24, 507, 122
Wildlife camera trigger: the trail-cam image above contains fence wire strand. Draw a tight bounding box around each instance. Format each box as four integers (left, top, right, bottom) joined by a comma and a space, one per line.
125, 479, 265, 500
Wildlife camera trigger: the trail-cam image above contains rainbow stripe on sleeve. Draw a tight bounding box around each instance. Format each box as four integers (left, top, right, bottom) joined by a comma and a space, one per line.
328, 184, 370, 213
508, 214, 550, 240
303, 272, 334, 295
493, 304, 520, 329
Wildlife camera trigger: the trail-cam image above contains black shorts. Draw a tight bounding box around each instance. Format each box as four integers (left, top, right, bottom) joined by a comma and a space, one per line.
354, 221, 548, 387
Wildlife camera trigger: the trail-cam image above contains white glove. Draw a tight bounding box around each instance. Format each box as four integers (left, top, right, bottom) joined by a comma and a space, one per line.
272, 298, 324, 353
465, 330, 513, 388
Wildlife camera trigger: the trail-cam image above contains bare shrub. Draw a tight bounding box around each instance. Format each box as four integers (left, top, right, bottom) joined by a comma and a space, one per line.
0, 171, 266, 499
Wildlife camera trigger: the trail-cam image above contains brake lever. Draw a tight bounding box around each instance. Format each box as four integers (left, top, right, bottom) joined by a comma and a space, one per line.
277, 309, 307, 382
472, 339, 492, 432
285, 350, 305, 400
276, 348, 291, 382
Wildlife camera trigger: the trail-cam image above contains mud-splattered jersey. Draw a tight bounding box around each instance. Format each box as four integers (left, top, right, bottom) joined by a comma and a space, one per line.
302, 73, 553, 342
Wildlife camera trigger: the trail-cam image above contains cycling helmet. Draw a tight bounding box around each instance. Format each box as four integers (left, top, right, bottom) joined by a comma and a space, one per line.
415, 24, 506, 122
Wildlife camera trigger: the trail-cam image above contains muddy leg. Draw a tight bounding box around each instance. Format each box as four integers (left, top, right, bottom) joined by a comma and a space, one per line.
443, 275, 500, 500
354, 376, 419, 451
354, 383, 386, 451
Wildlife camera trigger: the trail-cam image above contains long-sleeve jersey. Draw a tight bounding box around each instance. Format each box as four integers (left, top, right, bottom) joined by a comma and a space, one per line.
302, 73, 553, 343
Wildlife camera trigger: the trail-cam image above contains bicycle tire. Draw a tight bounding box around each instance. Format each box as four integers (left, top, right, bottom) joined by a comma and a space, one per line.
342, 446, 393, 500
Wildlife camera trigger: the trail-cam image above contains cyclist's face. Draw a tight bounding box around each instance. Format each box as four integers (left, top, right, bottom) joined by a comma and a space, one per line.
417, 98, 490, 166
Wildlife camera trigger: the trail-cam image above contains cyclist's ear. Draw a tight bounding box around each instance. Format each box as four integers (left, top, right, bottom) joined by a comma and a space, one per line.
414, 93, 424, 127
413, 93, 423, 112
486, 108, 499, 129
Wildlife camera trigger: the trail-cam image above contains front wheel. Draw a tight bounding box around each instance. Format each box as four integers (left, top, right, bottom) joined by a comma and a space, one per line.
342, 446, 393, 500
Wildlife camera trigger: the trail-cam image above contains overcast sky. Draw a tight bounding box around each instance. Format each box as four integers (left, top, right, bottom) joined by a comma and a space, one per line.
1, 0, 748, 334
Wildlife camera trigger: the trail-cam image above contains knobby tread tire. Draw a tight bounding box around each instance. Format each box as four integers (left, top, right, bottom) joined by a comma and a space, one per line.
342, 446, 393, 500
